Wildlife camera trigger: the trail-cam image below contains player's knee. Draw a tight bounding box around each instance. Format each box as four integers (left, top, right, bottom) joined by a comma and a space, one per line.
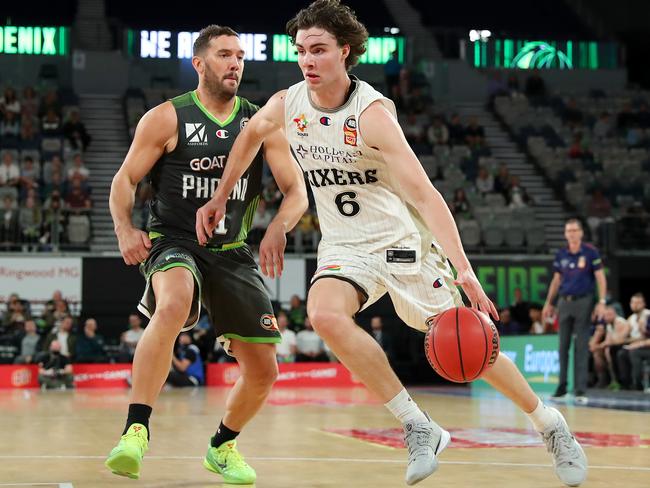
308, 308, 345, 338
243, 359, 278, 391
261, 360, 279, 387
153, 295, 192, 330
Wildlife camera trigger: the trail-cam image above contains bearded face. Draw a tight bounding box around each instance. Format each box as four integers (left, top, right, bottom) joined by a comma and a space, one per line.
196, 35, 244, 102
203, 60, 240, 101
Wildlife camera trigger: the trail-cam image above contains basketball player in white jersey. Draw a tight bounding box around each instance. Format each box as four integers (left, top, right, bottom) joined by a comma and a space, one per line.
196, 1, 588, 485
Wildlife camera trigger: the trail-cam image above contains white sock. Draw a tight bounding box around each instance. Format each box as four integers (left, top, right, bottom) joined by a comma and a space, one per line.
384, 388, 428, 424
527, 398, 559, 432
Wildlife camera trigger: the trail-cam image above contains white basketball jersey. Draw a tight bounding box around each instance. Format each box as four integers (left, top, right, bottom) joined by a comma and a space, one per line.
285, 76, 433, 274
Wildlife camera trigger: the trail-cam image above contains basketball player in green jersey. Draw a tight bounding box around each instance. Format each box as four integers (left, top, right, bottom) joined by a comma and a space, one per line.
105, 25, 307, 483
197, 2, 588, 486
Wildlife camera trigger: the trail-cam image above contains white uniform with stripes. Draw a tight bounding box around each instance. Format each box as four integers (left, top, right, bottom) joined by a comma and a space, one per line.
285, 77, 461, 330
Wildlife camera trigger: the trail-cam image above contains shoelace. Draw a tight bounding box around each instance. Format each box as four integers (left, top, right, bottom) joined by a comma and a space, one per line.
543, 427, 578, 467
122, 430, 147, 453
405, 425, 436, 458
216, 447, 248, 469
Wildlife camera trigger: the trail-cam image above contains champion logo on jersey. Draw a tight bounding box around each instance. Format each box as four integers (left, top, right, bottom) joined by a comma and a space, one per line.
343, 115, 357, 146
185, 123, 208, 145
216, 129, 229, 139
320, 116, 331, 126
293, 114, 309, 136
433, 278, 443, 289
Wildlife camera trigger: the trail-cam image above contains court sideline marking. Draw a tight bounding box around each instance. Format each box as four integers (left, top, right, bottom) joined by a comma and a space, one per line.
0, 455, 648, 472
0, 484, 73, 487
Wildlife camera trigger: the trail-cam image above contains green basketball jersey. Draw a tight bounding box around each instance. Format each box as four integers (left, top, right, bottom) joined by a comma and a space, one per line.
147, 91, 263, 246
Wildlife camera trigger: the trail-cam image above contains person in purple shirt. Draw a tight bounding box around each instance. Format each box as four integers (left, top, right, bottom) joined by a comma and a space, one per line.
543, 218, 607, 402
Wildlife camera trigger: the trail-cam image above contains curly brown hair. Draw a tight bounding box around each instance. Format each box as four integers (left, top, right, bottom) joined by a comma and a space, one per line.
193, 25, 239, 56
286, 0, 368, 71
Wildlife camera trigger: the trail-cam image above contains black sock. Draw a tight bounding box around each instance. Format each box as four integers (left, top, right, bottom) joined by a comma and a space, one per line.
211, 420, 240, 448
123, 403, 152, 440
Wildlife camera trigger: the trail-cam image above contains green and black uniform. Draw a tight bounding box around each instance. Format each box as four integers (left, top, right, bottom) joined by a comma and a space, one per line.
138, 90, 280, 348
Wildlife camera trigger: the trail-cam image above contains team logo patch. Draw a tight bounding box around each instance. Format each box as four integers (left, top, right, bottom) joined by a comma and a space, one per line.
240, 117, 250, 130
260, 314, 279, 331
320, 116, 332, 126
185, 123, 208, 145
577, 256, 586, 269
343, 115, 357, 146
294, 114, 309, 136
433, 278, 443, 289
216, 129, 229, 139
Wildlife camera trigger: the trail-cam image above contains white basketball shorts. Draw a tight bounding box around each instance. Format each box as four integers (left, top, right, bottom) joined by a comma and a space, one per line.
312, 244, 463, 331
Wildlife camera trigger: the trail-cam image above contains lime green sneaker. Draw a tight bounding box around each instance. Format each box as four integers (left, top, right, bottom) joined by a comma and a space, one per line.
203, 439, 256, 484
105, 423, 149, 479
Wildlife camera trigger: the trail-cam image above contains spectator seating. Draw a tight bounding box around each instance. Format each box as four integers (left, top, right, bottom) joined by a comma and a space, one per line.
0, 85, 92, 250
495, 90, 650, 249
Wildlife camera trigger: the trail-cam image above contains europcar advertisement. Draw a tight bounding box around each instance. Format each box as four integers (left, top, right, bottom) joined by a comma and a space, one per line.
472, 334, 574, 393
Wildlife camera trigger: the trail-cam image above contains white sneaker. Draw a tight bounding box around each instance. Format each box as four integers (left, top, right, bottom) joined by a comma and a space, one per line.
541, 408, 588, 486
404, 413, 451, 486
574, 395, 588, 405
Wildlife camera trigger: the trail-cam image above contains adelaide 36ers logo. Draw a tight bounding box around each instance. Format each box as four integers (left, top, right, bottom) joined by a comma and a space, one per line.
343, 115, 357, 146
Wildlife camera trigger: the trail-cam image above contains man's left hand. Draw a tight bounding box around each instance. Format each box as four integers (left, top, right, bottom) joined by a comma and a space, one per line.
259, 222, 287, 279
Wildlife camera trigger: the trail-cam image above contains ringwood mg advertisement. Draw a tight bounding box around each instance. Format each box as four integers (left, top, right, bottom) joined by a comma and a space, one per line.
472, 334, 574, 394
0, 256, 82, 303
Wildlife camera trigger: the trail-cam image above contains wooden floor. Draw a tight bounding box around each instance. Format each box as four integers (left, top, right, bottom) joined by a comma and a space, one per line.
0, 386, 648, 487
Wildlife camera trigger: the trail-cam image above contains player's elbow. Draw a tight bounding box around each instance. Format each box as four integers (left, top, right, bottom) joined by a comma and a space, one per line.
295, 186, 309, 214
283, 178, 309, 214
406, 182, 439, 214
110, 170, 135, 195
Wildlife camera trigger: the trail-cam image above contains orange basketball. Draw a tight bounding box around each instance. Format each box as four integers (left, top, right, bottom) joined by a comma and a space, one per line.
424, 307, 500, 383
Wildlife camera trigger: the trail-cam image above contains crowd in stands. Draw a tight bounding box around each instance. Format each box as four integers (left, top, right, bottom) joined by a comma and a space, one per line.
0, 86, 93, 250
588, 293, 650, 392
386, 64, 541, 251
493, 287, 650, 393
0, 290, 143, 388
494, 288, 557, 336
3, 287, 648, 391
0, 290, 347, 389
494, 78, 650, 249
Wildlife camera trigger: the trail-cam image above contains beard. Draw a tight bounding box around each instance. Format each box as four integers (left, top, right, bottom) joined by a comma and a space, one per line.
204, 63, 239, 102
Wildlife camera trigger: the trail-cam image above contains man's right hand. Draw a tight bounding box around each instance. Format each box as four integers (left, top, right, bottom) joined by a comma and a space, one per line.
195, 197, 227, 246
542, 303, 555, 321
117, 227, 152, 265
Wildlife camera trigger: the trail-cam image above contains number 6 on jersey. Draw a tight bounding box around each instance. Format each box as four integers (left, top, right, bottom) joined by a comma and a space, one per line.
335, 191, 360, 217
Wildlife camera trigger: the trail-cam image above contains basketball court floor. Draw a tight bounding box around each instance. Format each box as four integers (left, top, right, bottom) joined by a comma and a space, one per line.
0, 386, 648, 487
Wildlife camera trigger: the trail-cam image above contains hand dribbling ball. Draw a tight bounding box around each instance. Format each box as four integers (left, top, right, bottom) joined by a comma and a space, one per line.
424, 307, 500, 383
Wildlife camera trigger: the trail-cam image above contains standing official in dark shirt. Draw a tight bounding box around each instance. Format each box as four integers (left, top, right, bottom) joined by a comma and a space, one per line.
543, 219, 607, 402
